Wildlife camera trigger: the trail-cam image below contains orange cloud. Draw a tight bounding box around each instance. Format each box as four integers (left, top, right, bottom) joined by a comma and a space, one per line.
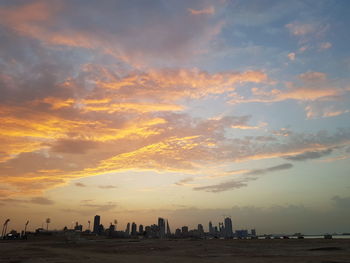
96, 69, 268, 101
188, 6, 215, 15
230, 72, 344, 105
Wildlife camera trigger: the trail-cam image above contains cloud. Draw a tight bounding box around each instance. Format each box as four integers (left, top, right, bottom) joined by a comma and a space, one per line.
98, 185, 117, 189
75, 182, 86, 187
0, 1, 225, 67
0, 196, 54, 205
305, 103, 350, 119
193, 177, 257, 193
286, 22, 315, 36
319, 42, 332, 50
230, 71, 348, 112
30, 196, 55, 205
285, 21, 329, 41
194, 163, 293, 193
284, 149, 332, 161
50, 139, 99, 154
188, 6, 215, 15
175, 177, 194, 186
245, 163, 293, 176
81, 202, 117, 212
287, 52, 296, 61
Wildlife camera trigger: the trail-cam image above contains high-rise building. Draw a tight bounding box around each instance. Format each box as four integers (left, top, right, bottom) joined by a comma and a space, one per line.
251, 229, 256, 237
224, 217, 233, 238
209, 221, 213, 234
131, 222, 137, 236
175, 228, 181, 238
181, 226, 188, 237
139, 224, 144, 234
93, 215, 100, 234
125, 222, 130, 235
166, 220, 171, 236
158, 217, 166, 238
198, 224, 204, 237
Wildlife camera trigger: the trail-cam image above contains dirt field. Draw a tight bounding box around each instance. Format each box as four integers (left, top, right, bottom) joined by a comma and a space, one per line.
0, 238, 349, 263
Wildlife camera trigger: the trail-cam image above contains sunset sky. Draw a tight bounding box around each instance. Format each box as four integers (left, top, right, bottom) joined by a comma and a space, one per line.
0, 0, 350, 234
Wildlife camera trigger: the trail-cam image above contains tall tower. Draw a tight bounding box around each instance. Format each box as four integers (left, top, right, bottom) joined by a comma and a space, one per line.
125, 222, 130, 235
131, 222, 137, 236
93, 215, 100, 234
209, 221, 213, 234
166, 220, 171, 236
224, 217, 233, 238
158, 217, 166, 238
198, 224, 204, 237
139, 224, 144, 234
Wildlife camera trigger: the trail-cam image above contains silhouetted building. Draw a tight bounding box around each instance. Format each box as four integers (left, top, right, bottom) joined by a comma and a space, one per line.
158, 218, 166, 238
198, 224, 204, 237
74, 222, 83, 232
131, 222, 137, 236
224, 217, 233, 238
93, 215, 100, 234
139, 224, 143, 234
236, 229, 248, 239
181, 226, 188, 237
175, 228, 181, 238
251, 229, 256, 236
166, 220, 171, 236
209, 221, 214, 235
109, 224, 115, 232
125, 223, 130, 235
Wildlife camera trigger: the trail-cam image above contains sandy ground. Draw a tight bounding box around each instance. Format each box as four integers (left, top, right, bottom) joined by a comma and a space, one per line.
0, 238, 349, 263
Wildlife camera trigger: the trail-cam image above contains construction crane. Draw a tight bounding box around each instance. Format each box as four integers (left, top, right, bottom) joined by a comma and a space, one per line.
24, 220, 29, 235
1, 219, 10, 238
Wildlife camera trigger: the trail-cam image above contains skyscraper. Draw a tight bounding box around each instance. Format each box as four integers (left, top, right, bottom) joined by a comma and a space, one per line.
198, 224, 204, 237
209, 221, 213, 235
139, 224, 144, 234
131, 222, 137, 236
158, 217, 166, 238
224, 217, 233, 238
125, 222, 130, 235
166, 220, 171, 236
93, 215, 100, 234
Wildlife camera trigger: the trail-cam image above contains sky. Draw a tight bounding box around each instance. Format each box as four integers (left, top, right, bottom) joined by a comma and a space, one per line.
0, 0, 350, 235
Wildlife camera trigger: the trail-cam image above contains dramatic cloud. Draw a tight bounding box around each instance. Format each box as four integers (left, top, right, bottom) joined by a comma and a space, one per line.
0, 1, 226, 66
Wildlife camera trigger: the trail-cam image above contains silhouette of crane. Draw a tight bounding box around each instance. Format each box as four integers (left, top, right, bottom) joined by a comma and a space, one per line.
1, 219, 10, 238
24, 220, 29, 235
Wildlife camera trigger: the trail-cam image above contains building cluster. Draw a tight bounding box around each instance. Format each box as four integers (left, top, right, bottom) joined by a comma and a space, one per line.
1, 215, 257, 240
87, 215, 256, 239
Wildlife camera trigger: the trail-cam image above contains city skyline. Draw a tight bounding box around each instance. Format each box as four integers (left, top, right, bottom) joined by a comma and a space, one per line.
0, 0, 350, 234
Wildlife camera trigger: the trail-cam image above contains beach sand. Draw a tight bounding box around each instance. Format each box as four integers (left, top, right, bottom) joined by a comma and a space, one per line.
1, 238, 349, 263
